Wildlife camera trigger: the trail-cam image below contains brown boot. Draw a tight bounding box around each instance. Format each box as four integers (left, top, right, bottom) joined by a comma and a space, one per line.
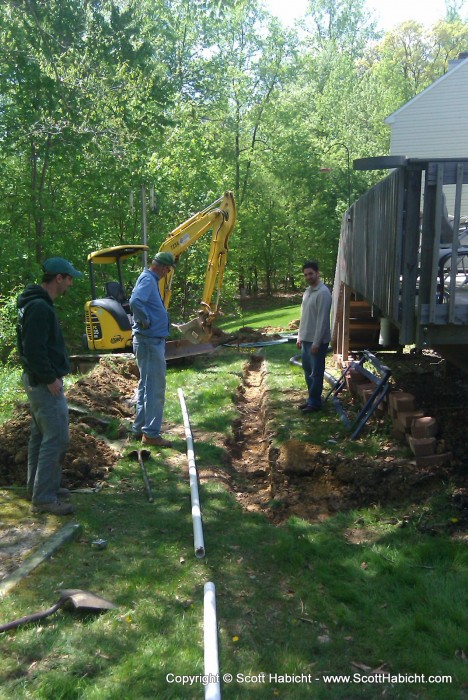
142, 434, 173, 448
31, 501, 75, 515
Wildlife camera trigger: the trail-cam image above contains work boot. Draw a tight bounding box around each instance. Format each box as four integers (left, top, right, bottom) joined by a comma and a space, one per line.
300, 405, 321, 414
142, 434, 173, 448
31, 501, 75, 515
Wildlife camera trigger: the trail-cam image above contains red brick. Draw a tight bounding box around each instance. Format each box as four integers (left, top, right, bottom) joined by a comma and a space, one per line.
408, 436, 436, 457
395, 409, 425, 430
411, 416, 439, 439
357, 382, 375, 400
389, 391, 416, 413
346, 368, 368, 385
349, 369, 376, 400
415, 452, 452, 468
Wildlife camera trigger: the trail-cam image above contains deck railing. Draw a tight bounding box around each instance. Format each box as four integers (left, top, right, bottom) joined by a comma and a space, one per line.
332, 157, 468, 357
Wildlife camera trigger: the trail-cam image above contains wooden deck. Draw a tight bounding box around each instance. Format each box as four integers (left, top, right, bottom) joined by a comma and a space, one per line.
332, 156, 468, 365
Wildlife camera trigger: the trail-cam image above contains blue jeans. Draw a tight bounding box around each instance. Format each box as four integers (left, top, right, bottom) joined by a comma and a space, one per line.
133, 335, 166, 438
301, 342, 328, 408
22, 373, 70, 505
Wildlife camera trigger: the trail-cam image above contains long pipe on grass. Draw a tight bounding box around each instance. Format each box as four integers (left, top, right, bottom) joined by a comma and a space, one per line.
204, 582, 221, 700
177, 388, 205, 558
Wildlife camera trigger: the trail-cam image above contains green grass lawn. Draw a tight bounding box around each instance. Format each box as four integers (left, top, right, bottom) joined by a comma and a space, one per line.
218, 299, 301, 333
0, 300, 467, 699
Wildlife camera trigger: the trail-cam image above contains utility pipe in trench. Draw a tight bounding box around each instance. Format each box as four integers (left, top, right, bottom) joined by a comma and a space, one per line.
177, 388, 205, 558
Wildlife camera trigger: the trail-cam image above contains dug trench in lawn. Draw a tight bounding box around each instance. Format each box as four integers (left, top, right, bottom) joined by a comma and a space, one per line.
222, 352, 468, 530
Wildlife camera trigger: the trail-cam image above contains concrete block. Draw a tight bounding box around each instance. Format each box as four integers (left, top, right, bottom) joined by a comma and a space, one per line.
389, 391, 416, 413
346, 368, 369, 385
360, 389, 376, 407
408, 436, 436, 457
411, 416, 439, 439
375, 401, 387, 417
396, 409, 425, 430
346, 370, 369, 399
415, 452, 452, 468
357, 382, 375, 401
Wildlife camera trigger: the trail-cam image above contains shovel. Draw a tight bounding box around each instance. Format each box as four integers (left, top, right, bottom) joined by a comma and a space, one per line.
128, 448, 154, 502
0, 589, 116, 632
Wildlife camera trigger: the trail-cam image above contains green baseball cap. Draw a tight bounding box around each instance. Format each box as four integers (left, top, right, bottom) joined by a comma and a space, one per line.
153, 251, 176, 267
42, 257, 83, 278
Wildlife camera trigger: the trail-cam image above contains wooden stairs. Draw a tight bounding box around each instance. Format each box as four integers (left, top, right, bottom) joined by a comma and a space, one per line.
348, 300, 381, 350
333, 284, 384, 363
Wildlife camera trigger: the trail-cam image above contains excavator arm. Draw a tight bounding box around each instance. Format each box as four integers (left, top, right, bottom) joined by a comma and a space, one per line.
157, 191, 236, 342
83, 191, 236, 356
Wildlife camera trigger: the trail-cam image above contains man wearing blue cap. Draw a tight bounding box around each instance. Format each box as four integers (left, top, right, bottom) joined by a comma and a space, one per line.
17, 257, 83, 515
129, 252, 176, 447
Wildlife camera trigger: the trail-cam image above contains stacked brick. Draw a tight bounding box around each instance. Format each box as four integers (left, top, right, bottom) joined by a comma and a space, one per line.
342, 366, 451, 467
345, 368, 389, 418
388, 391, 451, 467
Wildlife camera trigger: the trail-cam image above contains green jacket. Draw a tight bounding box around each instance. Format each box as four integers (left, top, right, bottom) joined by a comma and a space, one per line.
17, 284, 70, 384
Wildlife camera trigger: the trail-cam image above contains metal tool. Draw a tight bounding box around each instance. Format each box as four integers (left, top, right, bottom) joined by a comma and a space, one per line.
128, 448, 154, 502
0, 589, 116, 632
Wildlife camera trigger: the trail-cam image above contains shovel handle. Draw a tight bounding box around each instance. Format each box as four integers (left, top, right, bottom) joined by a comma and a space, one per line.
138, 453, 154, 503
0, 600, 64, 632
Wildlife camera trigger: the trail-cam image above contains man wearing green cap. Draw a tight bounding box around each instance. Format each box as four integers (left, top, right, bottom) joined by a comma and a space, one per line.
129, 252, 176, 447
17, 257, 83, 515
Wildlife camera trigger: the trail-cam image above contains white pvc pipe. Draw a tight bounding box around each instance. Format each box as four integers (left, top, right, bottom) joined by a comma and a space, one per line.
204, 582, 221, 700
177, 388, 205, 558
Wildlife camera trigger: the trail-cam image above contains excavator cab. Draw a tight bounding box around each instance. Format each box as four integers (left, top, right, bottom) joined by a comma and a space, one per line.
85, 245, 148, 351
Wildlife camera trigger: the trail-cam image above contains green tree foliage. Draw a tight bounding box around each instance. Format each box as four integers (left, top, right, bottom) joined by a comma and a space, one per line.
0, 0, 467, 350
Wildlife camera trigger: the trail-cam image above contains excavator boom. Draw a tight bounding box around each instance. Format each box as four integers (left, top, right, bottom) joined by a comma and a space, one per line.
158, 190, 236, 344
83, 191, 236, 357
158, 191, 235, 310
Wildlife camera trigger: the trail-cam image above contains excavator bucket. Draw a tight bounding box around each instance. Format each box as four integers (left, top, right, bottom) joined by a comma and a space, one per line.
165, 339, 218, 361
172, 317, 212, 344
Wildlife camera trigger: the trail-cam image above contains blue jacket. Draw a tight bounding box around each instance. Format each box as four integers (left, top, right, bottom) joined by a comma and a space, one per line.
129, 268, 170, 338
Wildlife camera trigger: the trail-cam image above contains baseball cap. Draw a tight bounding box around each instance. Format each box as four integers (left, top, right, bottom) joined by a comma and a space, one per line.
42, 257, 83, 278
152, 251, 176, 267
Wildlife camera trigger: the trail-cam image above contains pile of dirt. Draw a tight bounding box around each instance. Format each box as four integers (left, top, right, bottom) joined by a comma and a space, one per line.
0, 356, 138, 490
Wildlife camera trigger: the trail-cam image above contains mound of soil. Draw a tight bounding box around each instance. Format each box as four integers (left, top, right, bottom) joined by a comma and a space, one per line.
0, 357, 138, 490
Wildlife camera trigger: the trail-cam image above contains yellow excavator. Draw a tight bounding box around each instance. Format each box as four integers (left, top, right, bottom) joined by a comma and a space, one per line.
84, 191, 236, 360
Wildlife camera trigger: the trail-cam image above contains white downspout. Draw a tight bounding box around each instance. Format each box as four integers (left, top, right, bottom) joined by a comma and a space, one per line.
178, 388, 205, 558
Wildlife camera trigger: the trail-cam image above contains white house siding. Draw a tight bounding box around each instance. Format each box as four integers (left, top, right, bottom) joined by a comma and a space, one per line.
385, 59, 468, 218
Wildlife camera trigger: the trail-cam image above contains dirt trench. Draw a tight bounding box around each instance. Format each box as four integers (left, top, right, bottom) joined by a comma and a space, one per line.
225, 355, 273, 514
224, 354, 468, 528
